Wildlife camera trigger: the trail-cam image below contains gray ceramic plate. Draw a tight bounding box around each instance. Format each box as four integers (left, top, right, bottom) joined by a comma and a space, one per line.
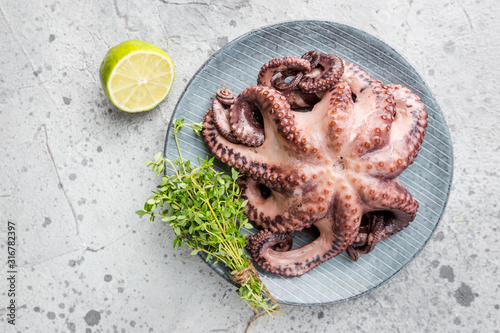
164, 20, 453, 305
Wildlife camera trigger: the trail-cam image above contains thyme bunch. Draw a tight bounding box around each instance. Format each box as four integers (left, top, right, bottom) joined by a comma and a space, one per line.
137, 119, 280, 316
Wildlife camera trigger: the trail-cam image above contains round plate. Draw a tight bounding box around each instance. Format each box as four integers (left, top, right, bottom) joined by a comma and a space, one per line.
164, 20, 453, 305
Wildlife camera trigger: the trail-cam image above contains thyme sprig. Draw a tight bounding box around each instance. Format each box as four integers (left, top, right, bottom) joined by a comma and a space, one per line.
137, 119, 280, 316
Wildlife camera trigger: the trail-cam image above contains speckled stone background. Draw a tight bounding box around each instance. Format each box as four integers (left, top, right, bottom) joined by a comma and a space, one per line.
0, 0, 499, 332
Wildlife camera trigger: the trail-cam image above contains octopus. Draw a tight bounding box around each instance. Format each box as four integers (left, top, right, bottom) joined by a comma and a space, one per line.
201, 51, 428, 276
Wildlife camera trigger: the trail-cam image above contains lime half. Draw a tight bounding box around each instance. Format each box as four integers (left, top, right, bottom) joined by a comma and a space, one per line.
99, 40, 175, 112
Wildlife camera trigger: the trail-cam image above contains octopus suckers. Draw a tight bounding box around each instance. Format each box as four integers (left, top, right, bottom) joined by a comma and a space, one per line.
201, 50, 428, 276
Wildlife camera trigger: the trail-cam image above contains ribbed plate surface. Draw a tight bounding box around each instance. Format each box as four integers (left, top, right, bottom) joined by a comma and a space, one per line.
164, 20, 453, 305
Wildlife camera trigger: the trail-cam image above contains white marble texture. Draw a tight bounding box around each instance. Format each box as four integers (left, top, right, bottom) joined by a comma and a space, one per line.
0, 0, 499, 332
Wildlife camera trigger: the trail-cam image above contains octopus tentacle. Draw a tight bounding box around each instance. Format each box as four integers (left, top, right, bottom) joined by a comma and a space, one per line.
302, 50, 321, 69
348, 176, 418, 258
239, 174, 335, 233
205, 87, 318, 192
346, 177, 418, 260
229, 86, 289, 147
216, 85, 237, 105
325, 80, 353, 153
357, 176, 418, 220
246, 192, 364, 276
339, 63, 396, 157
230, 86, 322, 156
211, 86, 239, 144
361, 84, 428, 178
246, 219, 337, 276
257, 56, 317, 108
298, 53, 344, 93
238, 178, 300, 228
288, 84, 350, 160
347, 216, 384, 260
279, 89, 321, 108
328, 186, 365, 252
228, 89, 266, 147
204, 110, 299, 192
246, 230, 293, 254
272, 71, 304, 91
347, 212, 385, 259
257, 56, 311, 87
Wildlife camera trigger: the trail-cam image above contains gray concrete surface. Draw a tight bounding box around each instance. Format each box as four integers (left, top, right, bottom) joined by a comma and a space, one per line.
1, 0, 499, 332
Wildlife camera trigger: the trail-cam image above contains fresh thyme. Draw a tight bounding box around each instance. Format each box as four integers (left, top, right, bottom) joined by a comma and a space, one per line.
137, 119, 280, 316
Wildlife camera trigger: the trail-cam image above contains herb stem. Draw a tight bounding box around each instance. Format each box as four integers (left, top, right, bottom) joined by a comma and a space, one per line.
174, 133, 183, 161
165, 158, 180, 178
204, 199, 244, 269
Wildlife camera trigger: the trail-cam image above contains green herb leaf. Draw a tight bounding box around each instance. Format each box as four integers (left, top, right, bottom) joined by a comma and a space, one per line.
189, 122, 203, 136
